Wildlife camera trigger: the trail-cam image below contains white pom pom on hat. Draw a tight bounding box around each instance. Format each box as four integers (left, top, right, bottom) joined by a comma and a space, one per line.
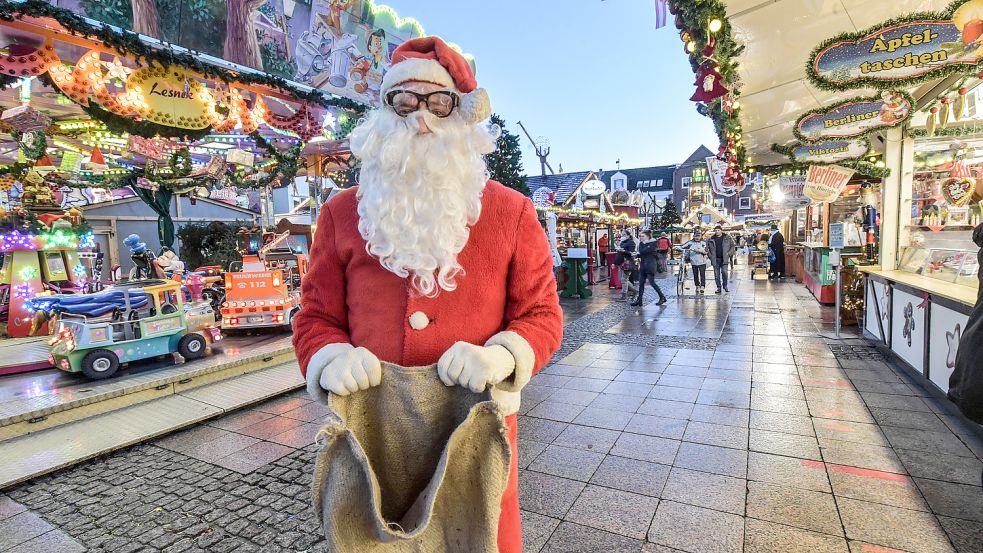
380, 36, 491, 124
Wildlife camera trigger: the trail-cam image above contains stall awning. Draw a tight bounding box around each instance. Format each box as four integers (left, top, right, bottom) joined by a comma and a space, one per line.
713, 0, 950, 165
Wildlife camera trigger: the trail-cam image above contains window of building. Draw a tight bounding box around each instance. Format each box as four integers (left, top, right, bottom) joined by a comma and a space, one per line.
714, 199, 725, 210
739, 197, 752, 210
613, 177, 627, 191
656, 179, 663, 187
681, 176, 691, 188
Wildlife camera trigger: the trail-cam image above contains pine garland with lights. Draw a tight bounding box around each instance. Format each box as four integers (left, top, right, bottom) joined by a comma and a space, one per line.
806, 0, 977, 91
485, 114, 529, 195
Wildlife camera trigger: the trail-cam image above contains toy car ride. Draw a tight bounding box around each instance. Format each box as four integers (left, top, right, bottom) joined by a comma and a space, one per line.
48, 280, 222, 379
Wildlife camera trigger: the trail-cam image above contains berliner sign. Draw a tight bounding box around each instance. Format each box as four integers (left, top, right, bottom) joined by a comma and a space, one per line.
795, 92, 912, 142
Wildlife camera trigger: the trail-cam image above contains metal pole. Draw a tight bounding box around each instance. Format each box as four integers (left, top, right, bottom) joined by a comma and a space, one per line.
834, 250, 842, 339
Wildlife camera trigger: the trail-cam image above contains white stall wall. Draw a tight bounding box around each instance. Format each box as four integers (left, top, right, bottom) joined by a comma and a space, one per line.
891, 288, 926, 373
865, 279, 889, 343
927, 304, 970, 393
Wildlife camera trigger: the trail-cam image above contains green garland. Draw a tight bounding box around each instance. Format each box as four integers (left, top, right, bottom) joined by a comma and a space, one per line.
224, 132, 303, 189
806, 0, 978, 91
0, 0, 365, 110
670, 1, 747, 165
765, 144, 891, 178
771, 141, 871, 164
908, 123, 983, 138
169, 148, 192, 177
792, 90, 916, 143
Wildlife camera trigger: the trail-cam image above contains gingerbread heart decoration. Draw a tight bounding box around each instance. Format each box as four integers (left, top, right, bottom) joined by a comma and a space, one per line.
942, 177, 975, 206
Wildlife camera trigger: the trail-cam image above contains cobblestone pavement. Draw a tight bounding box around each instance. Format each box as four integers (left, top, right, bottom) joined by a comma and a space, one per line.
2, 266, 983, 552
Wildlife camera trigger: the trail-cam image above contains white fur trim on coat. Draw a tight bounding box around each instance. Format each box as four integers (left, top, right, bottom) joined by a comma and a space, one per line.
485, 331, 536, 415
380, 58, 454, 98
306, 342, 354, 404
460, 88, 491, 124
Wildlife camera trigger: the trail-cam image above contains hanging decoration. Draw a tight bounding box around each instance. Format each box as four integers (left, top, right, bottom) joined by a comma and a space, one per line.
940, 96, 952, 129
793, 90, 914, 142
10, 129, 47, 161
86, 145, 107, 170
690, 61, 729, 103
808, 0, 983, 91
1, 105, 52, 132
943, 177, 976, 206
956, 86, 970, 119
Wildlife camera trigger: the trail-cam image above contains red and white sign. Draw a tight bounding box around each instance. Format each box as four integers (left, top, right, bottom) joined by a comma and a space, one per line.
532, 186, 556, 207
804, 165, 854, 203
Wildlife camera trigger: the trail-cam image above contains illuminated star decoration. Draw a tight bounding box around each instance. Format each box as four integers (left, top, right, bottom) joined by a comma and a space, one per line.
13, 283, 34, 299
18, 266, 38, 280
79, 232, 96, 249
946, 324, 961, 369
0, 231, 38, 252
103, 57, 131, 84
322, 110, 338, 132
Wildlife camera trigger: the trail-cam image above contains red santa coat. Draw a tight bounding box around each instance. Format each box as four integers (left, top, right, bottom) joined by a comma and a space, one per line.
293, 179, 563, 553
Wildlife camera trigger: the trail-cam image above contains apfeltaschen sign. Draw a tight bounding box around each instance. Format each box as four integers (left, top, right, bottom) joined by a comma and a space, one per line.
789, 139, 868, 164
804, 165, 855, 203
795, 92, 912, 142
126, 66, 210, 129
810, 0, 983, 89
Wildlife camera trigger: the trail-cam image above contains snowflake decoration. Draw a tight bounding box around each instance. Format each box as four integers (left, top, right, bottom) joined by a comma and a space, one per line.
13, 283, 34, 299
18, 266, 38, 281
72, 262, 87, 279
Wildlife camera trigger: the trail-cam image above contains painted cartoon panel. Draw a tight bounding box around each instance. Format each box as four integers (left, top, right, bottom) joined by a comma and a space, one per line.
890, 288, 926, 373
50, 0, 471, 106
928, 302, 969, 393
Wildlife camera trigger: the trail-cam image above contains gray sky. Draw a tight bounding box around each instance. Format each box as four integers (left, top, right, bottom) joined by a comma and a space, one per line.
381, 0, 720, 173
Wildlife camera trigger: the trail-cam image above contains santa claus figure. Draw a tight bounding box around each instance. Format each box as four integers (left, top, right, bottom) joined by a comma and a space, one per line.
293, 36, 563, 551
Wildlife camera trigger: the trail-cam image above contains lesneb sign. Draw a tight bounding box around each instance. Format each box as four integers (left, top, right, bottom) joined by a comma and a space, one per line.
795, 91, 912, 142
790, 139, 868, 164
126, 67, 210, 129
810, 0, 983, 89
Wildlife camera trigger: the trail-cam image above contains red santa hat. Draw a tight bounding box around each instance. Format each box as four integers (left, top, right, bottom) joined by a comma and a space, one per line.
380, 36, 491, 124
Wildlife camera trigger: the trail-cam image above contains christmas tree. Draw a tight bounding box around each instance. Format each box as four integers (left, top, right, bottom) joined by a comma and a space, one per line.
486, 114, 530, 195
659, 198, 682, 228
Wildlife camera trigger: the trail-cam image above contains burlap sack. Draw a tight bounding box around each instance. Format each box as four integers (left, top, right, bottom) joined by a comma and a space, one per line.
311, 363, 512, 552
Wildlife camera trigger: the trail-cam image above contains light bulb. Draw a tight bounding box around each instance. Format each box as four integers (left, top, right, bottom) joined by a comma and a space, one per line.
686, 41, 697, 53
709, 19, 723, 33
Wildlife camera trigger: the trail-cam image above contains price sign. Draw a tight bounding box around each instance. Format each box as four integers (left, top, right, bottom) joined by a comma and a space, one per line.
829, 222, 845, 249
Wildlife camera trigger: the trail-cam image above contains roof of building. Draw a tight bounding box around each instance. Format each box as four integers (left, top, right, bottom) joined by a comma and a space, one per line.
680, 145, 716, 165
525, 171, 592, 204
597, 166, 676, 192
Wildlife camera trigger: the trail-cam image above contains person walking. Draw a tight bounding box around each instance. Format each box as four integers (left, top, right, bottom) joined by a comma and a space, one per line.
655, 232, 672, 273
614, 230, 636, 300
707, 225, 736, 293
598, 233, 609, 267
768, 224, 786, 279
679, 230, 709, 294
633, 230, 668, 306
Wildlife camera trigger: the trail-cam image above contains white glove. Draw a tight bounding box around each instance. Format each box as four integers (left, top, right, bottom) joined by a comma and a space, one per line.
437, 342, 516, 393
317, 344, 382, 396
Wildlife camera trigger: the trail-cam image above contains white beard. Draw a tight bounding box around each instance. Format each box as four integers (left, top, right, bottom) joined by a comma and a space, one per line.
349, 108, 496, 297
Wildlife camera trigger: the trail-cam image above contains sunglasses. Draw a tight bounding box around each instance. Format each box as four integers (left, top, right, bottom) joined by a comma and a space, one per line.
385, 89, 459, 118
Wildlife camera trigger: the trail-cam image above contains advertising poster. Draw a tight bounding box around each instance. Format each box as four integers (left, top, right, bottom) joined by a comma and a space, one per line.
890, 288, 926, 373
927, 303, 969, 393
804, 165, 855, 203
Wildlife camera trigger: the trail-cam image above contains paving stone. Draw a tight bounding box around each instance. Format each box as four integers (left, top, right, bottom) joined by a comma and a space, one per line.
588, 392, 645, 413
207, 409, 277, 432
254, 396, 311, 415
868, 407, 949, 432
547, 388, 601, 407
610, 432, 680, 465
673, 441, 747, 478
551, 424, 621, 454
517, 470, 585, 518
914, 478, 983, 523
938, 515, 983, 553
750, 394, 811, 416
528, 444, 605, 482
827, 465, 929, 512
819, 438, 907, 474
579, 367, 623, 380
637, 398, 696, 420
518, 417, 568, 443
748, 452, 830, 493
746, 481, 843, 536
588, 455, 670, 498
648, 385, 700, 403
657, 374, 706, 389
664, 365, 710, 378
212, 441, 294, 474
527, 400, 587, 423
572, 407, 633, 431
702, 378, 752, 393
688, 404, 750, 427
859, 392, 933, 413
682, 420, 749, 450
661, 467, 746, 515
838, 496, 956, 553
531, 373, 574, 388
0, 495, 27, 520
279, 401, 333, 423
749, 429, 822, 461
647, 500, 745, 553
235, 416, 307, 441
744, 518, 849, 553
563, 377, 611, 392
265, 421, 320, 449
520, 509, 560, 553
541, 521, 644, 553
615, 370, 663, 385
880, 426, 975, 458
814, 418, 889, 446
518, 439, 548, 469
624, 413, 688, 440
896, 448, 983, 486
565, 484, 660, 539
0, 511, 54, 549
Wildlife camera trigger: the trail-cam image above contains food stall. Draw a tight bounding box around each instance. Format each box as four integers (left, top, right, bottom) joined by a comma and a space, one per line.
799, 183, 870, 304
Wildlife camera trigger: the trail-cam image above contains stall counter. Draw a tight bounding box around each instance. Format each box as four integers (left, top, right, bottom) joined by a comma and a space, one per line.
859, 266, 977, 395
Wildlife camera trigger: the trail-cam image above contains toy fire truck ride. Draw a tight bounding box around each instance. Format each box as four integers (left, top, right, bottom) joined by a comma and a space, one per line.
47, 280, 222, 379
220, 233, 307, 330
